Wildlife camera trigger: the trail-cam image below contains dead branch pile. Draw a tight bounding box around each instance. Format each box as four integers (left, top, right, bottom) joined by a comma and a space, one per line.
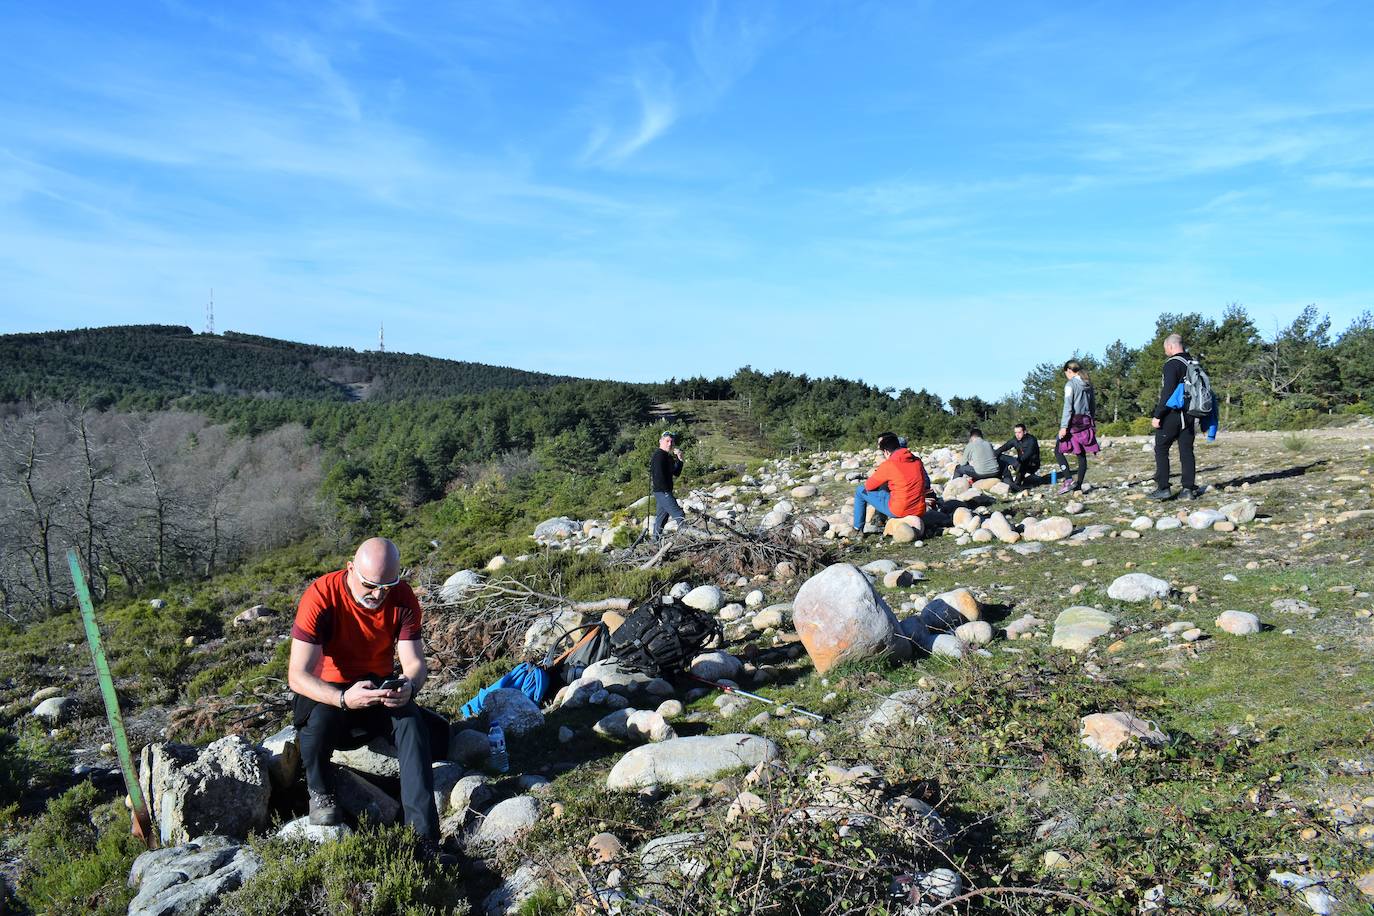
166, 675, 291, 743
613, 511, 836, 584
423, 575, 632, 684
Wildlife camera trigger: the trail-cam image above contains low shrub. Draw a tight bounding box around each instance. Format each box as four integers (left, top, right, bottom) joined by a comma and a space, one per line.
1281, 432, 1310, 453
216, 823, 468, 915
17, 781, 141, 916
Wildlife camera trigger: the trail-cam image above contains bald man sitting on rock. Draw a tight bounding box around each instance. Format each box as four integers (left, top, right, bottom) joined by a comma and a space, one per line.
288, 537, 440, 845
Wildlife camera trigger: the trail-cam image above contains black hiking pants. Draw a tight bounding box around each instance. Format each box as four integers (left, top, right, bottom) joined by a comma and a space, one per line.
1154, 412, 1197, 491
294, 684, 439, 841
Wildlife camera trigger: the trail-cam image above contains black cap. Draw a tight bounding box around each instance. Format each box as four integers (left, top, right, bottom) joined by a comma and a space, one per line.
660, 430, 678, 440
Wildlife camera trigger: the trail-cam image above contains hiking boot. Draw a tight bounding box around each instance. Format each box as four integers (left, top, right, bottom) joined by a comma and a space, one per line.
308, 790, 341, 826
418, 838, 459, 867
1146, 488, 1174, 501
1056, 478, 1075, 495
1186, 487, 1204, 500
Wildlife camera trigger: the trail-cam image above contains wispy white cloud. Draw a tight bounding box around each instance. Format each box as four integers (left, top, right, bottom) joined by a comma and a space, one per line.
580, 58, 679, 167
579, 0, 778, 169
689, 0, 774, 94
1309, 171, 1374, 190
265, 34, 362, 121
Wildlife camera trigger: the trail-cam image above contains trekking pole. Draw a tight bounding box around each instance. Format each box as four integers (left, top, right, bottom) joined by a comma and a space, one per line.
688, 674, 826, 722
66, 548, 157, 849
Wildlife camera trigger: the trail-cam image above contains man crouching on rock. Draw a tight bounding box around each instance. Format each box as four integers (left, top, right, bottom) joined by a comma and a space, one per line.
288, 537, 439, 843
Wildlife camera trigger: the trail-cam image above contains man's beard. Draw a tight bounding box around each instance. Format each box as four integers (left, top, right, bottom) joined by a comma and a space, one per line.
355, 593, 383, 609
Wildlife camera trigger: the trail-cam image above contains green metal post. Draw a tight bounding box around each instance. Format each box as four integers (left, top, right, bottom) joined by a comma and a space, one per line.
66, 548, 155, 848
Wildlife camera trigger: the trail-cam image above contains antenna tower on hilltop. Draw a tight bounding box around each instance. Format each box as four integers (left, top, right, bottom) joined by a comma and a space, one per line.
378, 322, 385, 353
205, 289, 215, 335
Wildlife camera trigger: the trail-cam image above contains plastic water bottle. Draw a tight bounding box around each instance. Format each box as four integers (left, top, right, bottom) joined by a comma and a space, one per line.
1050, 468, 1058, 486
487, 725, 508, 774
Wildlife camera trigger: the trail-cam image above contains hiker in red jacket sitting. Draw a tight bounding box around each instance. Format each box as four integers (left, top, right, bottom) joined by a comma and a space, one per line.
854, 432, 931, 536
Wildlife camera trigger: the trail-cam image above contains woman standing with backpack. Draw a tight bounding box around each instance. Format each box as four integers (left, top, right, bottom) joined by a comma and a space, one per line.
1056, 360, 1099, 494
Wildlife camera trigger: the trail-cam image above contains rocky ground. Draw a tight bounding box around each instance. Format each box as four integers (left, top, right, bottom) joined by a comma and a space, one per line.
6, 425, 1374, 915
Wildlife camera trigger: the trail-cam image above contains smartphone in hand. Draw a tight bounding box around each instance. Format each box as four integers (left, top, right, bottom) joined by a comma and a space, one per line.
377, 678, 407, 691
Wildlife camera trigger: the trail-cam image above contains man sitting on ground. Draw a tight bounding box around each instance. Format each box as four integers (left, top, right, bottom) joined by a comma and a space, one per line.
994, 423, 1041, 489
854, 432, 930, 535
953, 427, 1000, 481
288, 537, 442, 851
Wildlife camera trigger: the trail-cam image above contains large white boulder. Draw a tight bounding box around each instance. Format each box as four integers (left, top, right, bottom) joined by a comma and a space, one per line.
606, 734, 778, 791
792, 563, 904, 674
482, 688, 546, 737
533, 517, 581, 540
439, 569, 483, 603
138, 736, 272, 846
127, 835, 262, 916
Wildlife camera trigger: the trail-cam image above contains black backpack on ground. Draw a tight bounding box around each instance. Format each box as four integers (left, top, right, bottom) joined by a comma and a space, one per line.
608, 597, 723, 678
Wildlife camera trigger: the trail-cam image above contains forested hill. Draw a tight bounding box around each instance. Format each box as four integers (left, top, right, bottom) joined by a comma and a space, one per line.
0, 324, 579, 407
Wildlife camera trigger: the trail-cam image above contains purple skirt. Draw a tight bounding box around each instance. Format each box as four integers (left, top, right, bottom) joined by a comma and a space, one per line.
1058, 414, 1100, 455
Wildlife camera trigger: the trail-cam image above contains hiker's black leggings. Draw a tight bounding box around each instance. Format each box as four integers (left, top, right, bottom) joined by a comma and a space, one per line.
1057, 450, 1087, 488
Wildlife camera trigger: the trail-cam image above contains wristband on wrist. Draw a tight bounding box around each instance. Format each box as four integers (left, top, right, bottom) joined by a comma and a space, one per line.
338, 688, 347, 709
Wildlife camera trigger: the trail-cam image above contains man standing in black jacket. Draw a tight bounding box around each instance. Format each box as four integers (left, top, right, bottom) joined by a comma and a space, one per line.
650, 431, 686, 540
1148, 334, 1201, 501
994, 423, 1041, 489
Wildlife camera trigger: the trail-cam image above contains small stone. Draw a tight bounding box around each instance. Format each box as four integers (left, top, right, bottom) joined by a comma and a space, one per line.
934, 587, 981, 621
1080, 712, 1168, 757
1107, 573, 1170, 603
954, 621, 993, 645
1051, 607, 1117, 653
689, 651, 742, 682
32, 696, 77, 723
588, 832, 622, 863
682, 585, 724, 613
726, 790, 766, 821
1215, 610, 1261, 635
883, 570, 913, 588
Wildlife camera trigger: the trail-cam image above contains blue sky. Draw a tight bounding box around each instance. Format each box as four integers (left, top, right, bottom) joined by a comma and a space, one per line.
2, 1, 1372, 399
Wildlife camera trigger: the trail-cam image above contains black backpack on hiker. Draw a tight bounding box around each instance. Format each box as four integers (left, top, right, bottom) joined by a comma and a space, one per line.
1169, 354, 1217, 419
608, 597, 723, 678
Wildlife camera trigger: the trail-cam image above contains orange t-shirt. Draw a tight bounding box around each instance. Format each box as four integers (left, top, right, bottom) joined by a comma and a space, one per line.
863, 448, 930, 518
290, 569, 423, 684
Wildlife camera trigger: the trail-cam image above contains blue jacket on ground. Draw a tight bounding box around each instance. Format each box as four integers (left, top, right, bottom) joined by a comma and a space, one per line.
1165, 383, 1219, 440
460, 662, 549, 718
